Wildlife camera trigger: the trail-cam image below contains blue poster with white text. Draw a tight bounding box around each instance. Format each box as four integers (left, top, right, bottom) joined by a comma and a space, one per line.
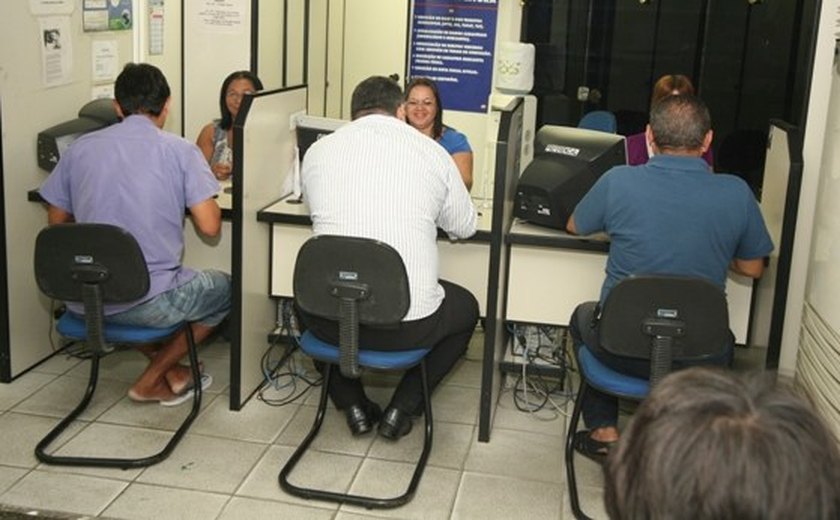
409, 0, 498, 113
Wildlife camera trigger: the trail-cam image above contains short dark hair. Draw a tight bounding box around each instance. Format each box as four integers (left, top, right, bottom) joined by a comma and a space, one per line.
649, 94, 711, 152
405, 77, 444, 139
350, 76, 403, 120
114, 63, 171, 117
605, 367, 840, 520
218, 70, 263, 130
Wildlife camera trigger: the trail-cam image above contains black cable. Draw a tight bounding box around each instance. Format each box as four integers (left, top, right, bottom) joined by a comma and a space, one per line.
256, 300, 323, 407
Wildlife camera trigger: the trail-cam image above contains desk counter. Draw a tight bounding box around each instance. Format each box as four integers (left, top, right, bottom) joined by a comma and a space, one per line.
257, 196, 495, 315
505, 219, 755, 344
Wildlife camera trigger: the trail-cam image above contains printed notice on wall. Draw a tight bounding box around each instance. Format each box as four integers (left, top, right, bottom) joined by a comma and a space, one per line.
92, 40, 118, 82
39, 16, 73, 88
409, 0, 498, 113
195, 0, 247, 34
29, 0, 74, 16
83, 0, 133, 32
149, 0, 165, 55
91, 84, 115, 100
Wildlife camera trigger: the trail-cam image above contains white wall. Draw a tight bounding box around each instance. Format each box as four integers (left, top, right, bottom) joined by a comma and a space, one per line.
791, 0, 840, 433
136, 0, 184, 134
306, 0, 329, 115
0, 1, 134, 377
778, 0, 838, 377
182, 1, 252, 144
257, 1, 284, 90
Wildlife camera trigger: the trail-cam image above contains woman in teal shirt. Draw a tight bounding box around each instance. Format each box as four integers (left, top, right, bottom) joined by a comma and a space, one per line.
405, 77, 473, 190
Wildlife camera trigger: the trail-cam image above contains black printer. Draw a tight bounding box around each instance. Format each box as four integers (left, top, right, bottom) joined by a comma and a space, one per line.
514, 125, 626, 230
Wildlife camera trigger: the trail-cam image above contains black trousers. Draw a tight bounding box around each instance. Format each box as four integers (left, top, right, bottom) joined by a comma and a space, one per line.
297, 280, 479, 415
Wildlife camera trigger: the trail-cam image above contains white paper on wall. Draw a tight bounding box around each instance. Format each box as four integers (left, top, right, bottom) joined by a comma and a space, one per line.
29, 0, 74, 16
195, 0, 247, 34
39, 16, 73, 88
92, 40, 118, 82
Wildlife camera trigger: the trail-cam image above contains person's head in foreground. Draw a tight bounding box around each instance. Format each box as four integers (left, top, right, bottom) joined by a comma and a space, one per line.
605, 367, 840, 520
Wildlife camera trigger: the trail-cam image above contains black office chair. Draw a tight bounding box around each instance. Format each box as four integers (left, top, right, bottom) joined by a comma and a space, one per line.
279, 234, 433, 509
565, 275, 731, 520
578, 110, 618, 133
33, 223, 202, 469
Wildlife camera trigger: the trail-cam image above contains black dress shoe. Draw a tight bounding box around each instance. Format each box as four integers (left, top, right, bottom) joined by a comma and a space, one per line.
344, 401, 382, 436
378, 407, 413, 440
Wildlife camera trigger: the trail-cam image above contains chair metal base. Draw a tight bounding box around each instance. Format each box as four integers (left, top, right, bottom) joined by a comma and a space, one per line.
279, 360, 434, 509
34, 326, 202, 470
565, 353, 650, 520
565, 377, 595, 520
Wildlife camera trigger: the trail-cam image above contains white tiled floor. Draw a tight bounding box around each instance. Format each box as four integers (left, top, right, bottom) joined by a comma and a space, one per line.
0, 333, 768, 520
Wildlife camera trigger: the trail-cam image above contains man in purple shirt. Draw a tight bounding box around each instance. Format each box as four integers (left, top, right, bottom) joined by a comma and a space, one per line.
39, 63, 230, 404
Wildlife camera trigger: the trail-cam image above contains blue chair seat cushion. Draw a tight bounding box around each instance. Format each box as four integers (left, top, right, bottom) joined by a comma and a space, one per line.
577, 346, 649, 400
299, 330, 430, 370
57, 312, 184, 344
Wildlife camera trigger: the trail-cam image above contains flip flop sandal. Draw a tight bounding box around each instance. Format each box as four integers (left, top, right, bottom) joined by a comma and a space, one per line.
160, 373, 213, 407
168, 361, 205, 395
573, 430, 615, 465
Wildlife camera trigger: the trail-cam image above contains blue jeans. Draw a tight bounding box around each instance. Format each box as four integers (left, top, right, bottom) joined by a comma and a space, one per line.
107, 270, 231, 328
569, 301, 734, 429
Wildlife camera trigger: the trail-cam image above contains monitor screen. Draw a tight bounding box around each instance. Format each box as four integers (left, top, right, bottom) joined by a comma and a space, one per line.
36, 99, 120, 172
295, 114, 346, 161
282, 115, 347, 202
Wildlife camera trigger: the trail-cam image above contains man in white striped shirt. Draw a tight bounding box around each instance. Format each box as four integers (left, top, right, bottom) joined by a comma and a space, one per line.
299, 75, 479, 440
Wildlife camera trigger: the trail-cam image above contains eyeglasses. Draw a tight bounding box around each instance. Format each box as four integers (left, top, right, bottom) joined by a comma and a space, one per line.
406, 99, 435, 108
226, 90, 255, 100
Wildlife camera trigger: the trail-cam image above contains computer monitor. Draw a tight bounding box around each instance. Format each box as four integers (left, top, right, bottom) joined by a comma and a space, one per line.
514, 125, 625, 230
36, 98, 120, 172
295, 114, 346, 161
282, 114, 347, 202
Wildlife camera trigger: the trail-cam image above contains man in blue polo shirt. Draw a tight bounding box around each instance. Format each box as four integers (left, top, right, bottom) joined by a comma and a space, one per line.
566, 94, 773, 462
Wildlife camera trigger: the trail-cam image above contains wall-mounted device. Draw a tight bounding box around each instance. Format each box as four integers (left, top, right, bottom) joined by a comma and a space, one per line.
37, 98, 120, 172
514, 125, 626, 230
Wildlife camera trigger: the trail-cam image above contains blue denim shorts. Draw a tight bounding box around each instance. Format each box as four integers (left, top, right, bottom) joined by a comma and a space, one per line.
107, 270, 231, 328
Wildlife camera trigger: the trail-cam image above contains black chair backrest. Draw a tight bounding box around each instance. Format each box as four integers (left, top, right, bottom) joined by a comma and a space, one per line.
34, 223, 149, 303
293, 235, 410, 378
599, 275, 730, 368
294, 235, 410, 325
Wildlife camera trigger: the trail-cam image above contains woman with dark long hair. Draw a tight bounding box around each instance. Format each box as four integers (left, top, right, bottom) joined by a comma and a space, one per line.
196, 70, 263, 181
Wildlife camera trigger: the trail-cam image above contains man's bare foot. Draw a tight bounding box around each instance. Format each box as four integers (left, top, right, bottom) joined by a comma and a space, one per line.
136, 343, 162, 360
128, 378, 176, 403
165, 363, 203, 395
